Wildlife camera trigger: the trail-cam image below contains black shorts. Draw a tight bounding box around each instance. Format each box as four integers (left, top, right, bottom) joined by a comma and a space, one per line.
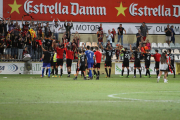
66, 59, 72, 67
57, 59, 63, 66
94, 63, 100, 68
105, 61, 112, 67
78, 65, 85, 72
134, 60, 141, 67
0, 49, 3, 54
145, 62, 150, 68
155, 62, 159, 69
122, 61, 129, 67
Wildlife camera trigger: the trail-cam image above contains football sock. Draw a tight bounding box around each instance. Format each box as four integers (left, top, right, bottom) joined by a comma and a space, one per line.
173, 70, 175, 77
158, 76, 160, 79
55, 68, 58, 75
105, 68, 108, 76
89, 70, 92, 77
98, 71, 100, 76
127, 69, 129, 76
93, 70, 97, 75
147, 69, 150, 76
60, 69, 63, 76
145, 69, 148, 76
48, 68, 51, 77
82, 71, 84, 77
109, 68, 111, 77
167, 74, 168, 77
52, 69, 54, 75
121, 69, 124, 76
157, 70, 159, 76
46, 69, 48, 75
42, 68, 45, 77
68, 72, 70, 75
139, 69, 141, 77
134, 69, 136, 76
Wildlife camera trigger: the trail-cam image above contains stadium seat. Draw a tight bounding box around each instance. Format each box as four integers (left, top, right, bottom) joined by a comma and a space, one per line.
175, 43, 180, 48
158, 49, 162, 54
170, 43, 175, 48
92, 42, 98, 47
158, 43, 163, 48
152, 43, 158, 48
112, 43, 116, 48
112, 55, 116, 60
171, 50, 174, 54
162, 49, 167, 53
174, 49, 179, 54
174, 55, 179, 60
86, 42, 92, 47
151, 49, 155, 54
163, 43, 170, 48
151, 57, 155, 61
79, 42, 85, 47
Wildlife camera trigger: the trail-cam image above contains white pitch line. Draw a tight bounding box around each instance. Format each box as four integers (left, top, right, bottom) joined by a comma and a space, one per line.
0, 101, 136, 104
108, 91, 180, 103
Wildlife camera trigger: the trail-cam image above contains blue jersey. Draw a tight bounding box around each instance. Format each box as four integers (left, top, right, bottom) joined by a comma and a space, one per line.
85, 50, 94, 63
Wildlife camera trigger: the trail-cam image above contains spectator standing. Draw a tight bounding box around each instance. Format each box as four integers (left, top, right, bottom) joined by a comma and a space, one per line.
11, 34, 18, 59
0, 20, 4, 35
165, 24, 172, 44
8, 19, 15, 34
3, 19, 8, 37
25, 34, 32, 56
117, 24, 126, 45
0, 34, 4, 59
22, 17, 30, 37
64, 20, 73, 42
111, 28, 116, 43
5, 35, 11, 59
73, 31, 80, 47
17, 35, 24, 60
37, 23, 43, 38
97, 30, 103, 46
44, 22, 52, 38
146, 39, 151, 50
53, 18, 61, 40
136, 29, 143, 48
140, 22, 149, 41
106, 30, 113, 46
170, 25, 175, 44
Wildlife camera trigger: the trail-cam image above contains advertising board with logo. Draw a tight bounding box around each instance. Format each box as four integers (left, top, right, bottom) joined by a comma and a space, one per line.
115, 62, 174, 75
0, 62, 77, 74
3, 0, 180, 23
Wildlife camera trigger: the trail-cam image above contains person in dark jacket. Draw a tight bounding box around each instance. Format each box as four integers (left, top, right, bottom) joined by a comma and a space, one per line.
64, 20, 73, 42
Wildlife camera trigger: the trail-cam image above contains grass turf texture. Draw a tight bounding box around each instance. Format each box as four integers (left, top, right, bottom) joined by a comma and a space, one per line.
0, 74, 180, 120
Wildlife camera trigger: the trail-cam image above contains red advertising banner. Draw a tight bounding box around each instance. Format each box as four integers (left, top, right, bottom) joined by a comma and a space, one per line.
3, 0, 180, 23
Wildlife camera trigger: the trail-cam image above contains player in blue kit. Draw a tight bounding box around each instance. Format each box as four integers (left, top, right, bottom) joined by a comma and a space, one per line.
84, 44, 94, 80
40, 44, 51, 78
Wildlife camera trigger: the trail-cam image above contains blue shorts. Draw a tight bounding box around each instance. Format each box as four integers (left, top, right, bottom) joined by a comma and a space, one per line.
88, 62, 94, 68
43, 63, 51, 68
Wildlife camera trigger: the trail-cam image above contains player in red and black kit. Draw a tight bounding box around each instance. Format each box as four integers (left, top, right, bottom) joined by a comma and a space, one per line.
152, 50, 161, 77
93, 47, 102, 80
143, 50, 151, 78
130, 45, 142, 78
121, 47, 131, 78
168, 49, 175, 78
65, 44, 74, 77
52, 40, 64, 77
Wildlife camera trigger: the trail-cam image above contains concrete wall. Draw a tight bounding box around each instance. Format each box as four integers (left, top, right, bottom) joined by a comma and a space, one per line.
58, 34, 180, 44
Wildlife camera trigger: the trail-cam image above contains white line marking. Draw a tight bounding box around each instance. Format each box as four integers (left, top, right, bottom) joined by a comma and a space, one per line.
108, 91, 180, 103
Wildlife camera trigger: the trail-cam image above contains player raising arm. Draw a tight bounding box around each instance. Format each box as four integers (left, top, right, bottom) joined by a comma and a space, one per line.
99, 42, 114, 78
73, 50, 87, 80
121, 47, 131, 78
40, 44, 51, 78
130, 45, 142, 78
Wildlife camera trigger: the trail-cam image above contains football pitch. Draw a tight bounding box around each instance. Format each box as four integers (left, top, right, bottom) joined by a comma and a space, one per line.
0, 74, 180, 120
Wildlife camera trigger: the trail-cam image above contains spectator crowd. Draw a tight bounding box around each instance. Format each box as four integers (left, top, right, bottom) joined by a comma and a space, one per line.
0, 17, 176, 62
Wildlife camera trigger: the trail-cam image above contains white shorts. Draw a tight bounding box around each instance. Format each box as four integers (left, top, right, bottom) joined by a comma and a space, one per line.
159, 63, 168, 71
166, 36, 171, 41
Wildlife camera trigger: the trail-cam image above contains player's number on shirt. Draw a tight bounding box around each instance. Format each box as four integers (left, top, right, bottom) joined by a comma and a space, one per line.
137, 54, 140, 59
89, 53, 92, 58
125, 54, 129, 58
147, 56, 150, 60
109, 52, 111, 56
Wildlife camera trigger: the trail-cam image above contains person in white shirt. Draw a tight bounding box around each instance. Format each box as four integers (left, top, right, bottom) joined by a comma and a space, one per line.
52, 18, 61, 40
157, 53, 169, 83
106, 30, 113, 46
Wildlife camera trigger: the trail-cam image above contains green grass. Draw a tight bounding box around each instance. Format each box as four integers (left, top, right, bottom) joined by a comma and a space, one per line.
0, 74, 180, 120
